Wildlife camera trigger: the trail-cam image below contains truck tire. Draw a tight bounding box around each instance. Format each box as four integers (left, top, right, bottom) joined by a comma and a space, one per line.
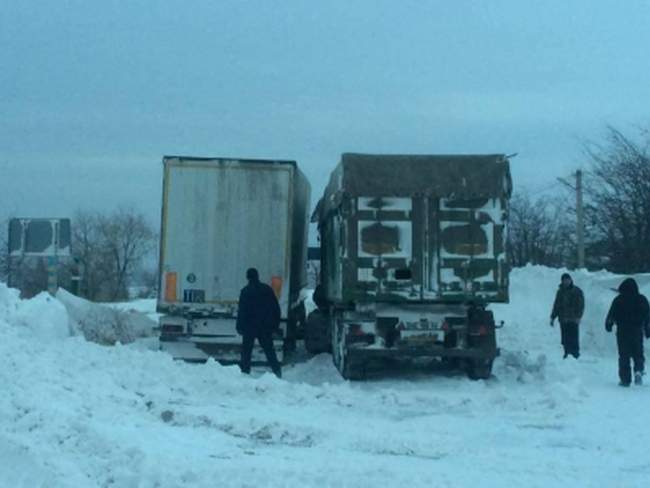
341, 358, 366, 380
332, 318, 345, 370
332, 318, 365, 380
466, 358, 493, 380
292, 301, 307, 339
305, 310, 331, 354
333, 347, 365, 380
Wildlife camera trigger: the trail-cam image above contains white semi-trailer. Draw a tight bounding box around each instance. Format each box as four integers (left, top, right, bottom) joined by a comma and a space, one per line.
157, 156, 310, 363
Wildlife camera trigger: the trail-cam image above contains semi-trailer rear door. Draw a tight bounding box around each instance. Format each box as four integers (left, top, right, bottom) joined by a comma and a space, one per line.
159, 158, 295, 317
428, 197, 508, 302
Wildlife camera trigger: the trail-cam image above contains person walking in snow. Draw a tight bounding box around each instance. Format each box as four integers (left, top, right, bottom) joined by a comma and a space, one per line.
605, 278, 650, 387
550, 273, 585, 359
236, 268, 283, 378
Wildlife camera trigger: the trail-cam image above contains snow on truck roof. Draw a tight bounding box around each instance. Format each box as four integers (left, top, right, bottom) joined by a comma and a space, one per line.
162, 155, 298, 167
313, 153, 512, 222
338, 153, 512, 197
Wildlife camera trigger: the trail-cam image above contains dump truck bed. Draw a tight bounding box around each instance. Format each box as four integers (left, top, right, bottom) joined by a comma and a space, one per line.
313, 153, 512, 305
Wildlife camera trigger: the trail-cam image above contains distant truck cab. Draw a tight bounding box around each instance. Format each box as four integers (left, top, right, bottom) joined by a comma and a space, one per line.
307, 153, 512, 379
7, 218, 76, 298
157, 156, 310, 363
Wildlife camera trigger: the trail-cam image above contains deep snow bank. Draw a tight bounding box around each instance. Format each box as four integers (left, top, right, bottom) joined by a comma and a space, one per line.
56, 288, 156, 345
491, 265, 650, 385
0, 283, 70, 341
1, 268, 650, 487
494, 265, 650, 358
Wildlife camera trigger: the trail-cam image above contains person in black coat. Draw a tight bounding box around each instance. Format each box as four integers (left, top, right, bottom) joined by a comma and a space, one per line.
236, 268, 282, 378
605, 278, 650, 386
550, 273, 585, 359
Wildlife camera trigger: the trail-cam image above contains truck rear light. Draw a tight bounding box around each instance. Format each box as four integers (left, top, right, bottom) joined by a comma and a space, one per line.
271, 276, 283, 299
164, 272, 178, 302
347, 324, 375, 345
161, 324, 184, 335
349, 323, 365, 336
469, 324, 490, 336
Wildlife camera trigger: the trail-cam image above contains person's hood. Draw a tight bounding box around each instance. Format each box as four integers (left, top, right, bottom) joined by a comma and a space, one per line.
618, 278, 639, 295
559, 273, 573, 288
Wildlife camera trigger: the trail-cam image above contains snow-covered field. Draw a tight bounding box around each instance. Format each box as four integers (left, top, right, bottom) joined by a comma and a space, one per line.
1, 266, 650, 487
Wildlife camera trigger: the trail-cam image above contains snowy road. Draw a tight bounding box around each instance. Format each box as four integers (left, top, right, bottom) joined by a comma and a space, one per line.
2, 267, 649, 487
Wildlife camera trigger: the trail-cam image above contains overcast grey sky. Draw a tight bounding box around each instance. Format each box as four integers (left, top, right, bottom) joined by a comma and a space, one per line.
2, 1, 649, 226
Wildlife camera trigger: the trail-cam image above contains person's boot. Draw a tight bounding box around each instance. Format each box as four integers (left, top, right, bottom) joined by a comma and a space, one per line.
272, 365, 282, 379
619, 381, 631, 387
619, 364, 631, 387
634, 372, 643, 385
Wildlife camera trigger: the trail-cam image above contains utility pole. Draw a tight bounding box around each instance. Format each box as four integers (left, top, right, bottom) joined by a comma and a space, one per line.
576, 170, 585, 269
557, 170, 585, 269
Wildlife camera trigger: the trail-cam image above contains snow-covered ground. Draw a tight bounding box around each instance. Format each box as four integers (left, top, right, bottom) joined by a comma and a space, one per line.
1, 266, 650, 487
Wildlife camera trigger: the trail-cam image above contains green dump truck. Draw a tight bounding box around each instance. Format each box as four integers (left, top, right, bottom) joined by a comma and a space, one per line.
307, 153, 512, 379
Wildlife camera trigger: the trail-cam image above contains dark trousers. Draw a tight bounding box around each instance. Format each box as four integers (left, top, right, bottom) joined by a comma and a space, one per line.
616, 331, 644, 384
560, 321, 580, 358
240, 332, 282, 377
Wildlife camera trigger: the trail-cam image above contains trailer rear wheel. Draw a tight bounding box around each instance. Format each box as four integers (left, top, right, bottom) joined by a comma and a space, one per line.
292, 301, 307, 339
467, 358, 493, 380
305, 310, 331, 354
332, 318, 365, 380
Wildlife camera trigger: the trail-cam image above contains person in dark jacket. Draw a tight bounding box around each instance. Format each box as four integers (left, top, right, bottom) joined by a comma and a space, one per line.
550, 273, 585, 359
605, 278, 650, 387
236, 268, 282, 378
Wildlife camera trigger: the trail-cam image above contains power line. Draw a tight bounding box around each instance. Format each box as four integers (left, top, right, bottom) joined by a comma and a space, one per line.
526, 181, 562, 197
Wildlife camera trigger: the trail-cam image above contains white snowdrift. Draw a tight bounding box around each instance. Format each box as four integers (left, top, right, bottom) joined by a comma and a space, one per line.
0, 285, 70, 341
56, 288, 156, 345
494, 265, 650, 369
1, 267, 649, 488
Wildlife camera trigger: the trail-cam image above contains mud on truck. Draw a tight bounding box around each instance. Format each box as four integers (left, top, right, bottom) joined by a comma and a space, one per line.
306, 153, 512, 380
157, 156, 310, 363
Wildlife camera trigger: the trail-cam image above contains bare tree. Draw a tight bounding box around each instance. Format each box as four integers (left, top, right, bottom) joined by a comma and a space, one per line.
584, 126, 650, 273
134, 265, 159, 298
72, 211, 106, 300
98, 208, 156, 301
0, 218, 8, 282
507, 192, 574, 268
72, 207, 156, 301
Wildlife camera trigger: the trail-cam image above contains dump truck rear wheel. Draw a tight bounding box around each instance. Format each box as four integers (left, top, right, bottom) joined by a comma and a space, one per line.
334, 348, 365, 380
342, 359, 366, 380
467, 358, 493, 380
331, 318, 365, 380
